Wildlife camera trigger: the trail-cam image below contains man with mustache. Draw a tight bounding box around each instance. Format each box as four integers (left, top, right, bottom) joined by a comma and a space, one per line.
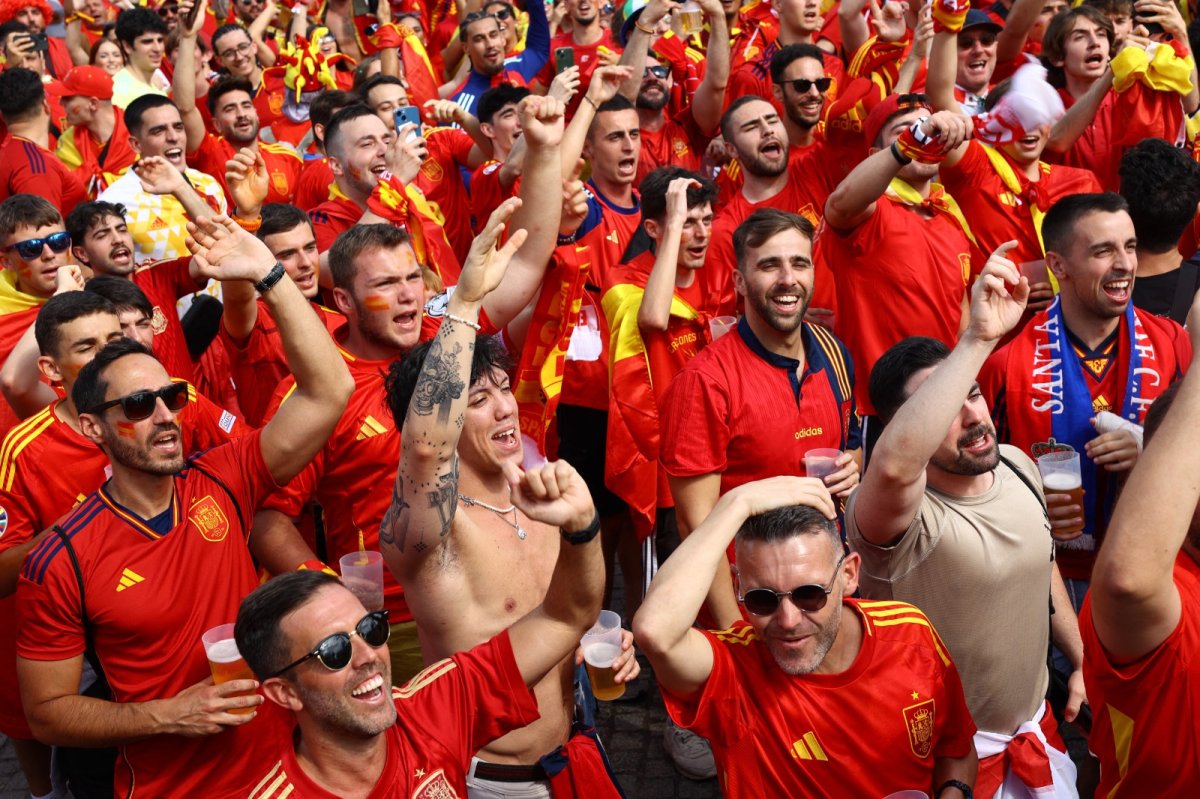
849, 241, 1086, 798
977, 193, 1191, 603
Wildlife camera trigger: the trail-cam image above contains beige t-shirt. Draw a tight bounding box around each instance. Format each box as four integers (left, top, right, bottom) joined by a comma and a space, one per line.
846, 445, 1053, 735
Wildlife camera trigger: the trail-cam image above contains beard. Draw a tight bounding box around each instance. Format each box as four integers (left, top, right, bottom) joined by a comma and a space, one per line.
930, 422, 1000, 476
103, 422, 185, 476
767, 598, 842, 676
739, 147, 788, 179
636, 85, 669, 111
293, 669, 397, 739
744, 284, 809, 335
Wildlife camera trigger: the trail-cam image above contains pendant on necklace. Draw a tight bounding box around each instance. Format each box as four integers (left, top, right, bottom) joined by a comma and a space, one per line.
516, 525, 527, 540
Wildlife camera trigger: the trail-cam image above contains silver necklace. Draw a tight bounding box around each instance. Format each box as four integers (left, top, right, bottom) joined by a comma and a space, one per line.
459, 494, 527, 540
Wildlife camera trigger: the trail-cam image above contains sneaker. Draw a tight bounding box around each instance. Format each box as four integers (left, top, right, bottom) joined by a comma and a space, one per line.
663, 721, 717, 780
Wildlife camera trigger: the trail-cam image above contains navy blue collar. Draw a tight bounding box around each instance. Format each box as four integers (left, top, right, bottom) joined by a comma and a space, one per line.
736, 317, 832, 400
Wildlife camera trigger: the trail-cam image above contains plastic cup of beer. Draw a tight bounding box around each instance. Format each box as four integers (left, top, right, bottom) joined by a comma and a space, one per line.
201, 623, 255, 714
1036, 450, 1085, 540
678, 0, 703, 35
804, 448, 842, 481
708, 315, 737, 340
339, 551, 385, 611
581, 610, 626, 701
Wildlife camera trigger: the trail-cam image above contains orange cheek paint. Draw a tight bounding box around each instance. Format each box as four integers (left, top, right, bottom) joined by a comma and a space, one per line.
117, 421, 136, 438
364, 295, 389, 311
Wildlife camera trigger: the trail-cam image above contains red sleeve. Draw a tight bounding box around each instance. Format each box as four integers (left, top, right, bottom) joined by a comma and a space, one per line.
141, 256, 205, 299
0, 476, 39, 553
423, 630, 543, 755
16, 534, 87, 661
940, 140, 992, 195
658, 366, 732, 478
190, 428, 281, 525
180, 386, 250, 454
258, 378, 323, 517
470, 162, 515, 234
311, 207, 342, 253
660, 626, 749, 746
429, 127, 475, 167
935, 655, 978, 759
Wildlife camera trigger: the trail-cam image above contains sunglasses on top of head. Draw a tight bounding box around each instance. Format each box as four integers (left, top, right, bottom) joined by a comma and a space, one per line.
269, 610, 391, 679
785, 77, 832, 95
7, 231, 71, 261
84, 382, 190, 421
738, 553, 846, 616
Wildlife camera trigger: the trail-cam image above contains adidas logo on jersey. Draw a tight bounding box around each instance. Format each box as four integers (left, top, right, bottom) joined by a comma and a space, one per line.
116, 568, 145, 592
356, 416, 388, 440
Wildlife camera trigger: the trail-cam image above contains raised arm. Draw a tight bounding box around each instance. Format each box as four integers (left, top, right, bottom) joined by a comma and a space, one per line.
173, 0, 209, 154
1089, 294, 1200, 661
480, 95, 565, 327
220, 147, 271, 342
926, 27, 960, 113
638, 177, 696, 331
995, 0, 1041, 64
379, 199, 529, 578
505, 460, 605, 686
634, 477, 836, 697
689, 0, 730, 134
616, 0, 672, 101
559, 65, 633, 172
838, 0, 872, 62
248, 0, 280, 67
853, 244, 1028, 546
185, 216, 353, 484
1045, 66, 1110, 154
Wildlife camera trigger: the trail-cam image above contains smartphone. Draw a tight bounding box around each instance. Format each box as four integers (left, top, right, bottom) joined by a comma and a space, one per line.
394, 105, 423, 139
181, 0, 203, 30
28, 32, 48, 54
1134, 8, 1164, 37
555, 46, 574, 73
352, 0, 380, 17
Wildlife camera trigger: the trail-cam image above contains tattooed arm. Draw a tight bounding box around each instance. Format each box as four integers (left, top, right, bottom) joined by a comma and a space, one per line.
380, 198, 531, 580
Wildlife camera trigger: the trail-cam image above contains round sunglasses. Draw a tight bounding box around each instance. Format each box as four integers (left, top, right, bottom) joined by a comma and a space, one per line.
738, 553, 846, 616
269, 610, 391, 679
7, 231, 71, 261
84, 382, 189, 421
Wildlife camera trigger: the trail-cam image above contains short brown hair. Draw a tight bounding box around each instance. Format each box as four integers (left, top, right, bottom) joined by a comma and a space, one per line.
732, 209, 814, 272
0, 194, 63, 244
327, 223, 413, 290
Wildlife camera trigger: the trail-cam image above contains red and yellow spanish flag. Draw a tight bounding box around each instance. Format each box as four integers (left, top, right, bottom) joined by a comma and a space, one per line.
602, 282, 701, 543
367, 174, 462, 284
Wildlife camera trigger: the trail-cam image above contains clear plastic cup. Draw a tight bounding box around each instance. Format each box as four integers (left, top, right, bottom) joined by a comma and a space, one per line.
678, 0, 703, 35
708, 315, 737, 340
201, 623, 254, 714
339, 551, 385, 611
804, 448, 842, 480
581, 610, 625, 700
1037, 450, 1084, 540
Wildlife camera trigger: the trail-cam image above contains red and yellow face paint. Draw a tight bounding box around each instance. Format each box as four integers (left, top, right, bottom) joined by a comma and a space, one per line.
363, 294, 390, 312
116, 421, 136, 439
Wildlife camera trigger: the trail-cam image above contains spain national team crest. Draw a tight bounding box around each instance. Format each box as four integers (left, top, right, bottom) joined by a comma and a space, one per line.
411, 768, 458, 798
672, 138, 689, 158
190, 496, 230, 542
271, 170, 289, 196
902, 698, 936, 759
150, 306, 168, 335
421, 158, 445, 182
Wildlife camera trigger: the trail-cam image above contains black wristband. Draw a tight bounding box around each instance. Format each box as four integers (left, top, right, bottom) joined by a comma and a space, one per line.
935, 779, 973, 799
560, 513, 601, 545
890, 141, 912, 166
254, 262, 286, 294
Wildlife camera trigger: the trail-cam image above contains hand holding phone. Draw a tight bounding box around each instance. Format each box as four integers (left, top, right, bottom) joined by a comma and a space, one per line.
393, 106, 423, 140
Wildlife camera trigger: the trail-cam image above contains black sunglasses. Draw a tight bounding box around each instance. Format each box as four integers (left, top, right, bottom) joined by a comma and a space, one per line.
739, 553, 846, 616
269, 610, 391, 678
786, 77, 831, 95
491, 7, 513, 20
85, 382, 189, 421
7, 231, 71, 261
644, 65, 670, 79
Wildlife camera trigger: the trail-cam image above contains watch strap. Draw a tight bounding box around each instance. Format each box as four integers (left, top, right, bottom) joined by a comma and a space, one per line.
936, 779, 973, 799
560, 513, 601, 545
254, 262, 286, 294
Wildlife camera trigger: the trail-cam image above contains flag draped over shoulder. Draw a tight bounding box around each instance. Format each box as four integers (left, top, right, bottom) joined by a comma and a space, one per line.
601, 282, 701, 541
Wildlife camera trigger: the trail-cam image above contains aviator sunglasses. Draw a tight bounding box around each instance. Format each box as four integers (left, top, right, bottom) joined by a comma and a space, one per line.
84, 382, 189, 421
269, 610, 391, 678
7, 231, 71, 261
785, 77, 832, 95
738, 553, 846, 616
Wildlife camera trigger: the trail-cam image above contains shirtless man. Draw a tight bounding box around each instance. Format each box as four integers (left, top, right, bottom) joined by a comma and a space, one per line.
381, 199, 635, 798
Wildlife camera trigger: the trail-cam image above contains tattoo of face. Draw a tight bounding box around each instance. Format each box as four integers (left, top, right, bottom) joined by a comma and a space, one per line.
380, 477, 411, 552
411, 337, 466, 425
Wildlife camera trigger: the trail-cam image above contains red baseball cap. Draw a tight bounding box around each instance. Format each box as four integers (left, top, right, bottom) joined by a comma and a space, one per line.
862, 92, 931, 150
45, 66, 114, 100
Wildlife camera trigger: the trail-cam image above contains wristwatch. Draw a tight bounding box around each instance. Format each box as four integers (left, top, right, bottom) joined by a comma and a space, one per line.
254, 262, 286, 294
560, 514, 601, 545
935, 779, 973, 799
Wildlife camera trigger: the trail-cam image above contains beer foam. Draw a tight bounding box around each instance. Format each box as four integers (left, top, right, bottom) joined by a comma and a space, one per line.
1042, 473, 1080, 491
207, 638, 243, 663
583, 642, 621, 668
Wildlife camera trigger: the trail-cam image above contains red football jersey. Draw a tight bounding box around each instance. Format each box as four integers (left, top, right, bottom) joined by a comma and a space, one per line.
558, 184, 643, 411
293, 157, 335, 211
707, 147, 837, 318
636, 107, 709, 188
535, 30, 621, 117
415, 127, 476, 264
824, 195, 971, 415
248, 631, 540, 799
189, 133, 304, 205
219, 300, 346, 427
0, 300, 41, 440
16, 431, 287, 799
940, 141, 1102, 268
469, 160, 518, 235
0, 135, 88, 214
1080, 553, 1200, 797
662, 600, 977, 798
133, 256, 206, 384
659, 319, 860, 493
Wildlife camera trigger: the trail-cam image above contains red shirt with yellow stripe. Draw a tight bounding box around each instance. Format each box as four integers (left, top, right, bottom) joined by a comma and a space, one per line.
189, 133, 304, 205
661, 600, 976, 798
